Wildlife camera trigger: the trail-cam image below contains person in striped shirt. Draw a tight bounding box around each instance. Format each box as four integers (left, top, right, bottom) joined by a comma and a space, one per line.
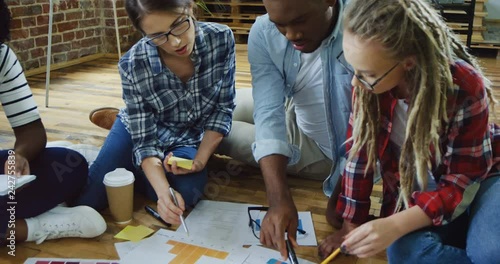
320, 0, 500, 263
0, 0, 106, 246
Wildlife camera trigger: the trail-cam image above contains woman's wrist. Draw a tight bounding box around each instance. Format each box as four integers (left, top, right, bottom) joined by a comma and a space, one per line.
155, 184, 171, 200
193, 159, 205, 168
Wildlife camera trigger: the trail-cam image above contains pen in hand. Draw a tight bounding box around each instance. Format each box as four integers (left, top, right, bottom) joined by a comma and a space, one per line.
144, 205, 172, 227
286, 238, 299, 264
169, 187, 189, 236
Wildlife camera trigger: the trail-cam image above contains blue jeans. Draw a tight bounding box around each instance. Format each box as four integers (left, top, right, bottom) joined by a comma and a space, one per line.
0, 148, 88, 241
387, 176, 500, 264
75, 118, 207, 211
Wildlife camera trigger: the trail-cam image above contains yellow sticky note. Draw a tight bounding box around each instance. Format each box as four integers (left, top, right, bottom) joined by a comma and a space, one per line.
114, 225, 154, 242
167, 156, 193, 170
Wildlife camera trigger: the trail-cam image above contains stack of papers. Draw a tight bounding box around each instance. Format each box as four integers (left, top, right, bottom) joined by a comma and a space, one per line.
117, 229, 249, 264
116, 230, 315, 264
114, 200, 319, 264
182, 200, 317, 246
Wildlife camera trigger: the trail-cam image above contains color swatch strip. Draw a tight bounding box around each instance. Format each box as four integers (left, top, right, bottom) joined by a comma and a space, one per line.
34, 261, 119, 264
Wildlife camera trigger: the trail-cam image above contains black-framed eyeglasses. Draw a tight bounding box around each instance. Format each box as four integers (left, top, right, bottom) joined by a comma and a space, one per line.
145, 16, 191, 47
336, 51, 399, 91
247, 206, 307, 240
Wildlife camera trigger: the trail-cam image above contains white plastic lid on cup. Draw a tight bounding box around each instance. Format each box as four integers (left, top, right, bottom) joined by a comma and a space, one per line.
103, 168, 135, 187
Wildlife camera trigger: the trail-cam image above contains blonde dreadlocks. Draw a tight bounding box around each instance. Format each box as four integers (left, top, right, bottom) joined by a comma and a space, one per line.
343, 0, 496, 210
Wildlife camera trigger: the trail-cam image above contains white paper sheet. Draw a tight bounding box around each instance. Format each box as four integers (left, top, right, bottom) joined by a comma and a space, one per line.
120, 229, 249, 264
243, 211, 318, 246
178, 200, 260, 246
243, 245, 316, 264
114, 240, 145, 259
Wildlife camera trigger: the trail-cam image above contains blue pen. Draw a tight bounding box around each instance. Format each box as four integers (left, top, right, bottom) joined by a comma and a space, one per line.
144, 205, 172, 227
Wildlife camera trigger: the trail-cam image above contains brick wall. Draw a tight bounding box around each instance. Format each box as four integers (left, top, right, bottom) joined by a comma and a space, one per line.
6, 0, 140, 72
102, 0, 139, 57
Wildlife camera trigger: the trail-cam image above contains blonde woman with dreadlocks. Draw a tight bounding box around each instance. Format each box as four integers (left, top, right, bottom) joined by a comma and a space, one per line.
318, 0, 500, 263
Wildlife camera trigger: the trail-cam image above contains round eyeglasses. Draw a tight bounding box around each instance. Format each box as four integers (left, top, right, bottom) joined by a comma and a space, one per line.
145, 17, 191, 47
336, 51, 399, 91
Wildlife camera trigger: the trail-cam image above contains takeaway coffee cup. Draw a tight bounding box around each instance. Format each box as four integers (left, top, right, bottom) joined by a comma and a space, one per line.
103, 168, 135, 224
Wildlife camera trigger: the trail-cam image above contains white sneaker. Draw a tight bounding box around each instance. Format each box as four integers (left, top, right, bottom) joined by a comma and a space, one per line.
27, 206, 107, 244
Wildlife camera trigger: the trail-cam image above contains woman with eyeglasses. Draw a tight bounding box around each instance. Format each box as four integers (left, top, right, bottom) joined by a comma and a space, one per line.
74, 0, 236, 226
319, 0, 499, 263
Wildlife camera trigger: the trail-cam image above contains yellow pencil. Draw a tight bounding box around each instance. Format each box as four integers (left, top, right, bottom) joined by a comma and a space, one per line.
320, 248, 341, 264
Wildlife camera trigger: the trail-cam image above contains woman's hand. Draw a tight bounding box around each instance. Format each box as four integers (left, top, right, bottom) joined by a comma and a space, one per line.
342, 206, 433, 258
163, 152, 205, 175
341, 218, 400, 258
156, 189, 185, 225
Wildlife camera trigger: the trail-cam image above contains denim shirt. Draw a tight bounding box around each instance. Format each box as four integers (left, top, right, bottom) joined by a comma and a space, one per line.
248, 0, 353, 196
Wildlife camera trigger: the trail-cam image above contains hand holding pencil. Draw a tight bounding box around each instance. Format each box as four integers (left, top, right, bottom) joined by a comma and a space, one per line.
156, 186, 185, 226
320, 248, 341, 264
318, 221, 356, 262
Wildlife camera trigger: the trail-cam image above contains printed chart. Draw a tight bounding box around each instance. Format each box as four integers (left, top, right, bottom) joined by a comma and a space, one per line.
166, 240, 229, 263
119, 229, 249, 264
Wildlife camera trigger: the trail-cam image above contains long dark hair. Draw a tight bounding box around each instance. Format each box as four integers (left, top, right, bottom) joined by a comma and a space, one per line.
0, 0, 11, 44
125, 0, 193, 32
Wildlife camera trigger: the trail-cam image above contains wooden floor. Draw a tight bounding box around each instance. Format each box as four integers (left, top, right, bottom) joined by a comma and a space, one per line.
0, 46, 499, 264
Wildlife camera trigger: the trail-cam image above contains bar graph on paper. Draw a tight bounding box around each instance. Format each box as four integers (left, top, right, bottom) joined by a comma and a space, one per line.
119, 229, 249, 264
166, 240, 229, 263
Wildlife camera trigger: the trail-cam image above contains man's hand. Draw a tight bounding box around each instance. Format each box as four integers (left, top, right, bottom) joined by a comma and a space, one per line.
258, 154, 298, 260
260, 196, 299, 260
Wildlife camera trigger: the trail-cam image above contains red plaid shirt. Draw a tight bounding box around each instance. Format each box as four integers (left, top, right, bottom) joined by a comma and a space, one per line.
336, 60, 500, 225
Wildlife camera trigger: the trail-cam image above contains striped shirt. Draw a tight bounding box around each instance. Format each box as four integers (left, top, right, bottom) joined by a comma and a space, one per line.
0, 44, 39, 128
118, 22, 236, 166
336, 60, 500, 225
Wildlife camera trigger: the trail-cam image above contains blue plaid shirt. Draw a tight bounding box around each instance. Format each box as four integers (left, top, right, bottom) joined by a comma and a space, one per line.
117, 22, 236, 166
